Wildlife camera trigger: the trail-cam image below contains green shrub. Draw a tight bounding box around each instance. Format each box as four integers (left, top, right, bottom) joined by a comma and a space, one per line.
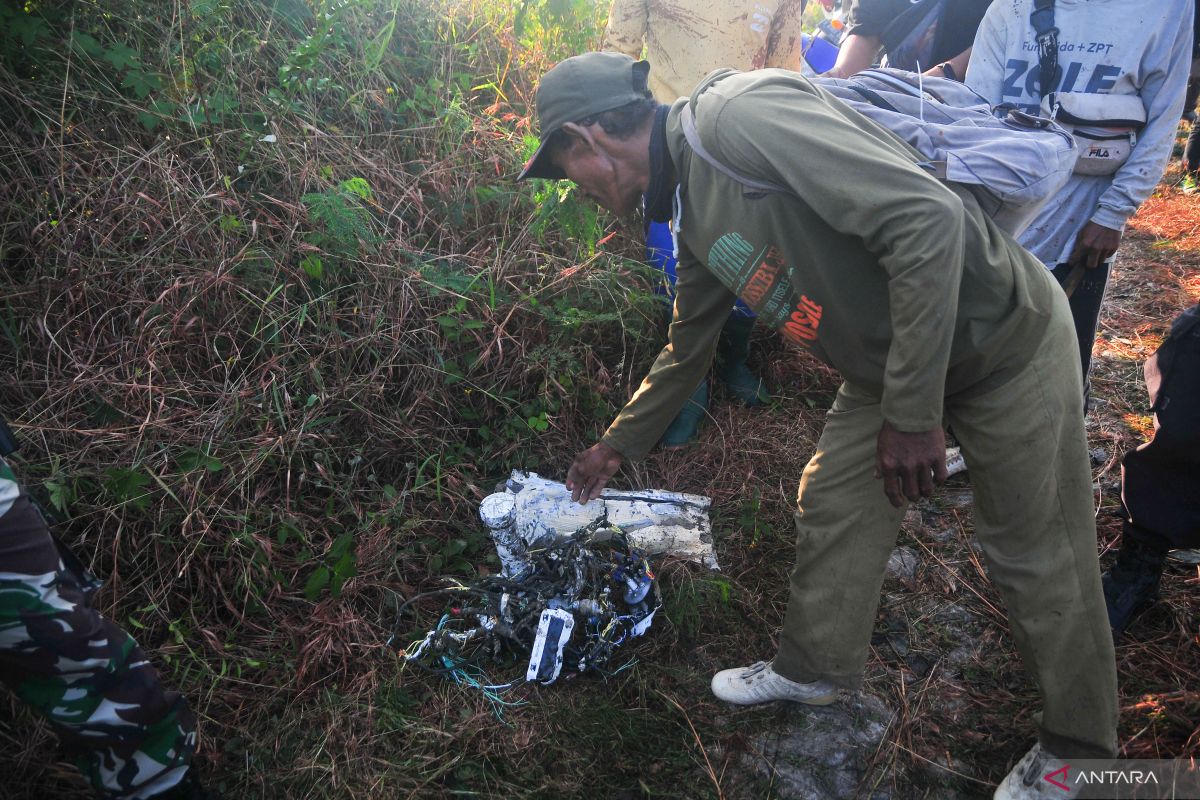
0, 0, 679, 795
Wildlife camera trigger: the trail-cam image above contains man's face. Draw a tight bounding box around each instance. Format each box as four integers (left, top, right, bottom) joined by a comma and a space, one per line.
548, 129, 645, 217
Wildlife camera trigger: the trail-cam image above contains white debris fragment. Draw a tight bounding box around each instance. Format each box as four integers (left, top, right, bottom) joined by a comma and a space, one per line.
526, 608, 575, 684
630, 608, 657, 637
497, 470, 718, 570
478, 492, 527, 578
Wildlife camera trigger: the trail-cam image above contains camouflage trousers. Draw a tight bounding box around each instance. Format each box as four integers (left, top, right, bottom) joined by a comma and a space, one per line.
0, 460, 196, 798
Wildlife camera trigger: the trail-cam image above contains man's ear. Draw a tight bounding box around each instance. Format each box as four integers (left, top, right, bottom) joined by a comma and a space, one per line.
559, 121, 599, 154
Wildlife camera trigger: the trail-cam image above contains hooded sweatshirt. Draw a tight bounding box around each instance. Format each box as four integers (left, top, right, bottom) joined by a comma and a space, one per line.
965, 0, 1192, 267
601, 68, 1062, 461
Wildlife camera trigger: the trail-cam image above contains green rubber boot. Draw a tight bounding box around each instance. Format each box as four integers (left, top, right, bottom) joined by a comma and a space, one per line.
659, 379, 709, 448
716, 314, 768, 406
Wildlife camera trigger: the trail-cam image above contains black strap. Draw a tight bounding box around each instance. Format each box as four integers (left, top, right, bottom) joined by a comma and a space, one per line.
1030, 0, 1060, 97
680, 87, 947, 194
845, 84, 899, 114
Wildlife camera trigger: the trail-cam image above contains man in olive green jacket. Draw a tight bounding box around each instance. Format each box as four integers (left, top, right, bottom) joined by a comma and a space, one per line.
518, 52, 1116, 797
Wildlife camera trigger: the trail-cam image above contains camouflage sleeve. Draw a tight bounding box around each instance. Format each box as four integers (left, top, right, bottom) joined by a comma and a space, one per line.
0, 458, 18, 518
602, 0, 648, 58
765, 0, 805, 71
0, 467, 196, 799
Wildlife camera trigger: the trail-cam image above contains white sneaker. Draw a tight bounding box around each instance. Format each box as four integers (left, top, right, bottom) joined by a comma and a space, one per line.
946, 446, 967, 477
994, 743, 1079, 800
710, 661, 837, 706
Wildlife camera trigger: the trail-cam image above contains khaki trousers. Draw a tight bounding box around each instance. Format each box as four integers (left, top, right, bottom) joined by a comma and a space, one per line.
772, 304, 1118, 759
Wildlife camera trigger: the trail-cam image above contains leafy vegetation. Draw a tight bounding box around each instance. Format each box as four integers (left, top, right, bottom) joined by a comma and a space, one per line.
0, 0, 670, 795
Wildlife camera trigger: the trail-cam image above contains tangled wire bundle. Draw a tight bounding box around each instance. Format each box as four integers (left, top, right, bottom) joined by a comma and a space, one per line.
395, 521, 660, 689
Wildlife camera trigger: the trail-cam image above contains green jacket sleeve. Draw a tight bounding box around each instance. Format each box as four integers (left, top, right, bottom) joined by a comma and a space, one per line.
601, 245, 735, 460
704, 83, 965, 431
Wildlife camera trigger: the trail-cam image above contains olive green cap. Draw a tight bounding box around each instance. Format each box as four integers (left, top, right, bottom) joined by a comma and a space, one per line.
517, 52, 651, 181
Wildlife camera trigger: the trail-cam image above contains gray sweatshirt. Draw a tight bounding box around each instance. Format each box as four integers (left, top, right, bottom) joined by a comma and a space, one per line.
965, 0, 1192, 267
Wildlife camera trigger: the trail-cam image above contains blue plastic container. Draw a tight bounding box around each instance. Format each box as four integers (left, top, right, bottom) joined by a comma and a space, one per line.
800, 32, 840, 74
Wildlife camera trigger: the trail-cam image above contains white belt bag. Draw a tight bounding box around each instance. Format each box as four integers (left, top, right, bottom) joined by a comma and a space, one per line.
1040, 92, 1147, 176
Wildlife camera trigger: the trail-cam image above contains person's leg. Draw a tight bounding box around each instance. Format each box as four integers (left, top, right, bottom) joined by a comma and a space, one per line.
0, 475, 196, 798
772, 382, 908, 688
657, 378, 710, 448
1105, 323, 1200, 631
1183, 75, 1200, 122
1102, 517, 1170, 635
1182, 109, 1200, 192
714, 311, 767, 406
946, 302, 1117, 759
1186, 117, 1200, 177
1050, 259, 1111, 409
1121, 335, 1200, 551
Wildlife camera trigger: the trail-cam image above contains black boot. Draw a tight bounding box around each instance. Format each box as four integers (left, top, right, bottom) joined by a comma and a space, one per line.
1101, 534, 1168, 636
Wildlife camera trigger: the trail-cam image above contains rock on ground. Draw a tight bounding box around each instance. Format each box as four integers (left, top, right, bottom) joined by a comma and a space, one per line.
885, 546, 921, 583
741, 691, 894, 799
